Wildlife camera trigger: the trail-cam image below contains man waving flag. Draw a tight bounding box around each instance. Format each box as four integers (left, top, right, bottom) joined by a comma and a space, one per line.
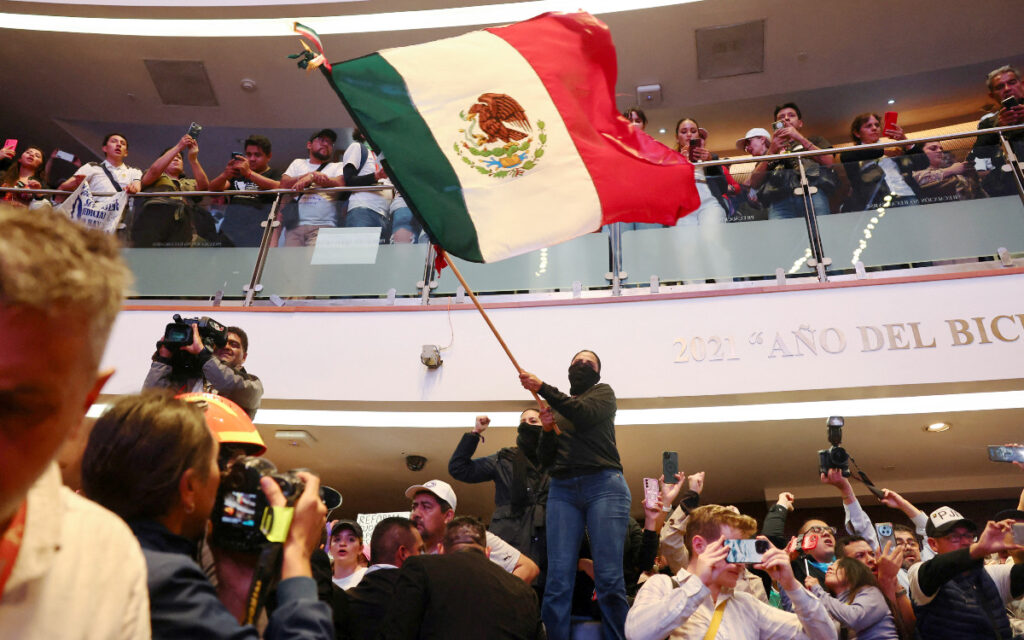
305, 12, 699, 263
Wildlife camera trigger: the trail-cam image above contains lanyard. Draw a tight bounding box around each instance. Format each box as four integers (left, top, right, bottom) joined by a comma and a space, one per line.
0, 501, 29, 600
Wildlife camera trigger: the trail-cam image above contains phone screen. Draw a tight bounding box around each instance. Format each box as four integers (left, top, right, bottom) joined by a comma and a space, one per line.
221, 491, 258, 527
724, 539, 769, 563
989, 445, 1024, 463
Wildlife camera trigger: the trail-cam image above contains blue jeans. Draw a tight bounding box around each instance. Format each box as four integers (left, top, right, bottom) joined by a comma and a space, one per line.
344, 206, 387, 243
768, 192, 831, 220
390, 206, 422, 243
544, 469, 631, 640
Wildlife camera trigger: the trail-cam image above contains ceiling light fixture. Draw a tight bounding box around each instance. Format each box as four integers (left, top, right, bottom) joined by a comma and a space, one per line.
0, 0, 703, 37
924, 422, 951, 432
887, 99, 896, 105
85, 390, 1024, 428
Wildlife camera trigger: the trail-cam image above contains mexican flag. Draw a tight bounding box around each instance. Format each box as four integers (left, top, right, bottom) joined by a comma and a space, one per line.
322, 12, 699, 263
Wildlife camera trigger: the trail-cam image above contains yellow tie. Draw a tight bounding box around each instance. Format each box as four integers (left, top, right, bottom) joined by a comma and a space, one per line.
702, 598, 728, 640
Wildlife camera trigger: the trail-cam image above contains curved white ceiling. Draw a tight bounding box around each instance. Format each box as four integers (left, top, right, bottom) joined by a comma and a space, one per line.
0, 0, 699, 36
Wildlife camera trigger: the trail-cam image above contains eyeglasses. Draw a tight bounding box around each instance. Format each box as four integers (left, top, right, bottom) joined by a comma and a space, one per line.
806, 526, 837, 536
894, 538, 920, 548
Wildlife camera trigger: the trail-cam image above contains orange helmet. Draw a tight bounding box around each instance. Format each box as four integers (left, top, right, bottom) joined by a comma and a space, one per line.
176, 392, 266, 456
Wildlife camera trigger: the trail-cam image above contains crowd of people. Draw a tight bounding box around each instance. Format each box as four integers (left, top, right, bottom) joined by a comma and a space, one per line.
2, 64, 1024, 640
3, 65, 1023, 248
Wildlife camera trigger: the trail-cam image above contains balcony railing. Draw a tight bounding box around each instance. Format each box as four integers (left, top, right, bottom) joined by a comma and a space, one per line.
4, 124, 1022, 306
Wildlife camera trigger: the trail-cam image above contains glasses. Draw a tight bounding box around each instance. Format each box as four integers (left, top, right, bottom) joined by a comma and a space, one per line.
943, 532, 978, 544
806, 526, 837, 536
894, 538, 920, 548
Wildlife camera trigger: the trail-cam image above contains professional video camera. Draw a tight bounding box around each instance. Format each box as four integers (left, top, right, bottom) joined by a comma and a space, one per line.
211, 456, 342, 553
158, 314, 228, 375
817, 416, 851, 477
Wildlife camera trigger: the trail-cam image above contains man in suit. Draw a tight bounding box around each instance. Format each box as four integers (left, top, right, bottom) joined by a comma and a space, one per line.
333, 516, 424, 640
378, 516, 545, 639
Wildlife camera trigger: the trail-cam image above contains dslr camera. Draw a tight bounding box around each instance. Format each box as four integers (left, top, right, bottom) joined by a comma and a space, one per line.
817, 416, 851, 477
159, 313, 228, 375
211, 456, 342, 553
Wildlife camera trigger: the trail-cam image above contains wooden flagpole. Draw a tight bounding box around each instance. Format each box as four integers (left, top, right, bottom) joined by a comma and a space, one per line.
435, 247, 559, 434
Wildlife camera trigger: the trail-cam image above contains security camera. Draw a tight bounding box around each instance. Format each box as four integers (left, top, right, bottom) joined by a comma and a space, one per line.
420, 345, 442, 368
406, 455, 427, 471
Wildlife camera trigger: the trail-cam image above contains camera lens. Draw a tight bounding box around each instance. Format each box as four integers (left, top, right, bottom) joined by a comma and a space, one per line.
829, 446, 849, 465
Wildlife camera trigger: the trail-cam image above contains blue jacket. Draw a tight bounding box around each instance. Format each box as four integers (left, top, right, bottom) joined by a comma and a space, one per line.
130, 519, 333, 640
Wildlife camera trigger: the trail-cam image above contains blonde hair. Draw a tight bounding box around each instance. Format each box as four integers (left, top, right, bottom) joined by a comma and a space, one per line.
0, 205, 130, 364
683, 505, 757, 555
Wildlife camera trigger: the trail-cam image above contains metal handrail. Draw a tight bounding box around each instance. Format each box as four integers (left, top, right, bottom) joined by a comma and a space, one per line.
0, 184, 396, 198
697, 122, 1024, 168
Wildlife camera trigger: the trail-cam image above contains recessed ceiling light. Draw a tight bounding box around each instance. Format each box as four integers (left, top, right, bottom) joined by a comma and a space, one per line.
659, 128, 667, 134
924, 422, 951, 432
887, 99, 896, 105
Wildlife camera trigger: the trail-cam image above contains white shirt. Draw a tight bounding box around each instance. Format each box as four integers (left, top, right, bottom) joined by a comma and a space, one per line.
283, 158, 345, 226
0, 464, 150, 639
332, 565, 368, 591
342, 142, 388, 215
73, 159, 141, 195
625, 568, 837, 640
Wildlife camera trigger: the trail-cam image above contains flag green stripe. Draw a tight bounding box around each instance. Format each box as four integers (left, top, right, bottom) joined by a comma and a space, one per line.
327, 54, 483, 262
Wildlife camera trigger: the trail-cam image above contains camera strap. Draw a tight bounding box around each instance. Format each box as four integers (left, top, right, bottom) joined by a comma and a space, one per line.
260, 506, 294, 543
849, 456, 885, 499
243, 542, 282, 626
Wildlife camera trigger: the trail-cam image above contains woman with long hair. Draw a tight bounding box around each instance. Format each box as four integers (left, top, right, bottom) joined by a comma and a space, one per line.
840, 112, 921, 212
1, 145, 46, 207
81, 392, 332, 640
807, 556, 900, 639
674, 117, 727, 225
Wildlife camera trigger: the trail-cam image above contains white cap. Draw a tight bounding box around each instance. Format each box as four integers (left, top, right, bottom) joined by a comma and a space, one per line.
736, 127, 771, 151
405, 479, 457, 511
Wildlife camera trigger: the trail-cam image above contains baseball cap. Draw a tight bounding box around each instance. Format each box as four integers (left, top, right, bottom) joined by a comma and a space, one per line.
176, 392, 266, 456
926, 506, 978, 538
330, 519, 364, 540
405, 479, 457, 511
736, 127, 771, 151
309, 128, 337, 143
994, 508, 1024, 522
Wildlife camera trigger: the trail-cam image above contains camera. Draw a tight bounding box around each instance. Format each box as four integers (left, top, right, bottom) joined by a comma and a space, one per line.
159, 314, 228, 375
817, 415, 850, 477
211, 456, 342, 553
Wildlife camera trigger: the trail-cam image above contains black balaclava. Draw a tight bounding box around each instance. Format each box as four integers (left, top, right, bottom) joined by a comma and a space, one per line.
568, 350, 601, 396
516, 420, 542, 465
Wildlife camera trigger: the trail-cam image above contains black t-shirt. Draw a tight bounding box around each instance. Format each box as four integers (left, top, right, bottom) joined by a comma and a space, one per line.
227, 166, 283, 207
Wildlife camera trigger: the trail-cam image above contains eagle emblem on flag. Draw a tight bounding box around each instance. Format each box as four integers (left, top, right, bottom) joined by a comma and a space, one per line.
455, 92, 547, 179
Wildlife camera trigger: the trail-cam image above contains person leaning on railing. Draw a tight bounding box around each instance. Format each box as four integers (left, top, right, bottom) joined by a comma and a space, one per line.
974, 64, 1024, 197
675, 117, 728, 225
0, 144, 47, 208
839, 112, 923, 213
208, 134, 283, 247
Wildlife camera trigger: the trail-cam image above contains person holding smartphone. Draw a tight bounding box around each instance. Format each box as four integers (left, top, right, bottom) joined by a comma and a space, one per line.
840, 112, 922, 212
974, 64, 1024, 197
673, 117, 727, 225
0, 145, 47, 207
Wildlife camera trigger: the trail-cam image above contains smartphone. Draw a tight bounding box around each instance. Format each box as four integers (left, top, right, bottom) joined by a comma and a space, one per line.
724, 538, 770, 563
1003, 96, 1021, 110
662, 451, 679, 483
54, 149, 75, 163
2, 139, 16, 152
1013, 523, 1024, 545
643, 477, 660, 510
772, 120, 785, 131
989, 445, 1024, 463
230, 151, 245, 161
876, 522, 895, 549
883, 111, 898, 135
186, 122, 203, 141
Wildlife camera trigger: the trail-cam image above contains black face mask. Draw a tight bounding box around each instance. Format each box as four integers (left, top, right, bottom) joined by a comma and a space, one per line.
568, 361, 600, 396
516, 422, 541, 464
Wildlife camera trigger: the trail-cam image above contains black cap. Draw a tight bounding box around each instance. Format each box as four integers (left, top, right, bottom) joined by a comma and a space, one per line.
309, 128, 337, 143
994, 508, 1024, 522
330, 519, 363, 539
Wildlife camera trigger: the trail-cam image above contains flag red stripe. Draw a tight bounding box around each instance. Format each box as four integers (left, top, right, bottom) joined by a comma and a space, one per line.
486, 13, 699, 226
